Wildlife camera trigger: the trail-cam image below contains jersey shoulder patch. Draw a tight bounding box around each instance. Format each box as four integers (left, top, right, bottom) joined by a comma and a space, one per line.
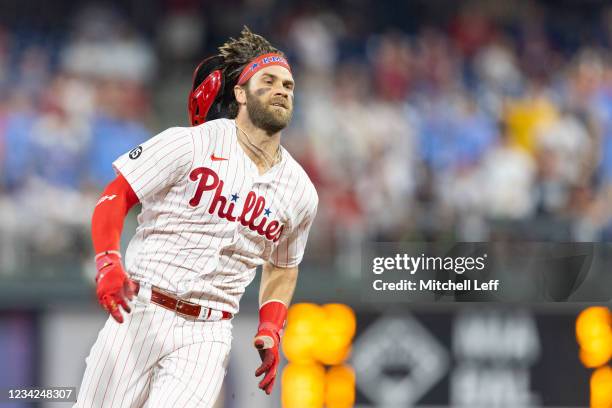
129, 145, 143, 159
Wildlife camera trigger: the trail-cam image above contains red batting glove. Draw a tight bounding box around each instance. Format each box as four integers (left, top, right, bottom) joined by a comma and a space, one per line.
95, 251, 136, 324
254, 301, 287, 395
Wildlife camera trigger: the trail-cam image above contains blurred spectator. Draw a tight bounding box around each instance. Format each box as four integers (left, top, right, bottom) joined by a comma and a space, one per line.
535, 111, 592, 185
1, 90, 37, 192
370, 32, 412, 101
450, 5, 495, 58
87, 79, 150, 188
61, 5, 156, 83
29, 74, 91, 189
478, 127, 537, 219
289, 11, 341, 75
474, 35, 523, 105
504, 83, 558, 153
416, 92, 496, 177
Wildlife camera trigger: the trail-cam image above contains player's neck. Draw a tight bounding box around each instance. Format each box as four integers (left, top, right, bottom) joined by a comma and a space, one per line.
234, 114, 281, 155
234, 114, 281, 173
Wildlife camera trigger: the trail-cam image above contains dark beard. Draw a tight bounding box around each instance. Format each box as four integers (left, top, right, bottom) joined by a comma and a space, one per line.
245, 90, 292, 134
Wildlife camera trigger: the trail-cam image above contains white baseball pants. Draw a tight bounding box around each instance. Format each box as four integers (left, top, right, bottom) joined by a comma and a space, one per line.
74, 296, 232, 408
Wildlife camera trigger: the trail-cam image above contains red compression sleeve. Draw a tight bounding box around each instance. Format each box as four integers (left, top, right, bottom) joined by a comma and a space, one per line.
92, 174, 140, 254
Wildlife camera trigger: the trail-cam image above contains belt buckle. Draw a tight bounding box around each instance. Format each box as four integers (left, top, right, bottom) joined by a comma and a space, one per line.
175, 299, 201, 319
174, 300, 189, 318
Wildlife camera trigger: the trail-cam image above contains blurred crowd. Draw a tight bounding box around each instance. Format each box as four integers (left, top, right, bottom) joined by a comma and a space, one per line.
1, 0, 611, 275
0, 5, 154, 272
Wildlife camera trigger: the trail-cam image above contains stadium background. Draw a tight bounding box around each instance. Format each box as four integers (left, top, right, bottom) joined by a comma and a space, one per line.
0, 0, 611, 406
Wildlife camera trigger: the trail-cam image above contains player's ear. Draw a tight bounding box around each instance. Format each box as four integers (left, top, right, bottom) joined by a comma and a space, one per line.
234, 85, 247, 105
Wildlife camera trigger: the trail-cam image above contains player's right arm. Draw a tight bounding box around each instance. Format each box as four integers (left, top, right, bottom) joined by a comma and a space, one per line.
92, 127, 196, 323
92, 174, 140, 323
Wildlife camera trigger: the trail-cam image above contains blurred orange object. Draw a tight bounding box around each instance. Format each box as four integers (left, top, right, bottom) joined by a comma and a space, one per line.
325, 365, 356, 408
590, 366, 612, 408
283, 303, 357, 366
282, 303, 357, 407
322, 304, 357, 339
287, 303, 326, 335
282, 362, 325, 408
576, 307, 612, 368
283, 328, 318, 364
313, 343, 352, 366
312, 304, 356, 365
283, 303, 325, 363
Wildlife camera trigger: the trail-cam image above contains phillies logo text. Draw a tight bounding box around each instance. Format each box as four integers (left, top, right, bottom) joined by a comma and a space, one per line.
188, 167, 284, 242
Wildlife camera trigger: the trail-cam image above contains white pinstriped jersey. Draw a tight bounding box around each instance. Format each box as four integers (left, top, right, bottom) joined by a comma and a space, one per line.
112, 118, 318, 314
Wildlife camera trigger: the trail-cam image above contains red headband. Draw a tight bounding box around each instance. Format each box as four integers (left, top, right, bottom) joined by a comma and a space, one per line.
236, 53, 291, 86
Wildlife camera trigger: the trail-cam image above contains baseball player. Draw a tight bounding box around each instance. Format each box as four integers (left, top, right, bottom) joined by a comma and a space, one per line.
75, 27, 318, 407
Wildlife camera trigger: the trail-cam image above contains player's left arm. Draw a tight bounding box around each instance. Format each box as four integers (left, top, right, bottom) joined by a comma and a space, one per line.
254, 185, 318, 395
253, 263, 297, 395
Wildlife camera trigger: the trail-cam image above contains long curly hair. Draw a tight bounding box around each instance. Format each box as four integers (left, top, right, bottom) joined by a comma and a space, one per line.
192, 26, 284, 120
